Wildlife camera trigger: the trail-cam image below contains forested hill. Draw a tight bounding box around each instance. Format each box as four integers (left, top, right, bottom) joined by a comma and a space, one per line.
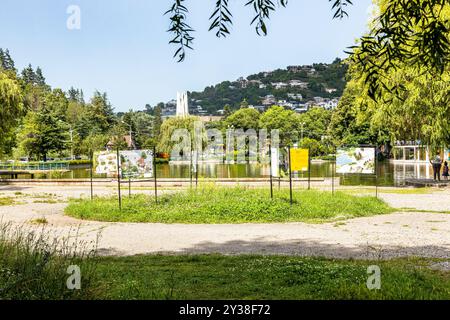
187, 58, 348, 115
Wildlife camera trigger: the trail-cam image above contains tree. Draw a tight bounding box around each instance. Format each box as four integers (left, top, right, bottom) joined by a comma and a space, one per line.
157, 116, 199, 152
88, 91, 116, 132
17, 107, 68, 161
259, 105, 297, 146
35, 67, 46, 86
225, 108, 260, 131
21, 64, 36, 85
152, 103, 163, 139
350, 0, 450, 100
0, 48, 16, 72
0, 72, 23, 157
297, 106, 332, 141
67, 87, 85, 104
144, 104, 153, 115
223, 104, 232, 117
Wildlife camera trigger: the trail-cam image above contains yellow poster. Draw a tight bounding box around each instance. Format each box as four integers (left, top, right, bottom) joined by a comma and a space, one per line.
290, 148, 309, 172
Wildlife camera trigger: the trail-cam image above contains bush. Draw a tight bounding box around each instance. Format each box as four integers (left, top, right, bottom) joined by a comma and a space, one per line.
0, 223, 100, 300
65, 186, 393, 224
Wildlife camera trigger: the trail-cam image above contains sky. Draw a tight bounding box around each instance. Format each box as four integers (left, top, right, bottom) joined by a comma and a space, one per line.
0, 0, 373, 112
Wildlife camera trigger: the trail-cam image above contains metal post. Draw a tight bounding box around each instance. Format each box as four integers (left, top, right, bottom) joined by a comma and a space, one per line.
332, 157, 335, 195
375, 151, 378, 198
269, 143, 273, 199
116, 148, 122, 210
195, 150, 199, 188
90, 151, 94, 200
308, 148, 311, 190
190, 142, 193, 188
129, 176, 131, 197
288, 146, 293, 205
153, 146, 158, 203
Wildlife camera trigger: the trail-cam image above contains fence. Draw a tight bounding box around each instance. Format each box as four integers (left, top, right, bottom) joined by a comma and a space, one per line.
0, 162, 70, 171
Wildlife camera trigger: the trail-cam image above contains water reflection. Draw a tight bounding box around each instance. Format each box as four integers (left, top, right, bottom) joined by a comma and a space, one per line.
3, 161, 437, 187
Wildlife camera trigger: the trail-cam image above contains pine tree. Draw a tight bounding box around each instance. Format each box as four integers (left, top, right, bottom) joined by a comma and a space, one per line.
35, 67, 46, 86
3, 49, 16, 71
21, 64, 36, 84
0, 49, 4, 69
152, 104, 163, 138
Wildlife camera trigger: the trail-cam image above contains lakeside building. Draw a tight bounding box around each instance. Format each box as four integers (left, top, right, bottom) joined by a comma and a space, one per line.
391, 141, 450, 163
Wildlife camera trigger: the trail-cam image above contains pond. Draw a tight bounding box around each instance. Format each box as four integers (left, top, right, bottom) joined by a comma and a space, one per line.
4, 161, 437, 187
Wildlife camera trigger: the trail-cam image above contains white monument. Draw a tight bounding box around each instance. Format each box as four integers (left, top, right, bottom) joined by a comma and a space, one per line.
176, 91, 189, 117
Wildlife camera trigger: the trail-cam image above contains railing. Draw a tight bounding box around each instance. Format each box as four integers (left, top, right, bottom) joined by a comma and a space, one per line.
0, 162, 70, 171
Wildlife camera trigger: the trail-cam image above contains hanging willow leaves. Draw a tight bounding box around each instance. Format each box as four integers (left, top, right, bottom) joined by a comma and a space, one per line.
166, 0, 351, 61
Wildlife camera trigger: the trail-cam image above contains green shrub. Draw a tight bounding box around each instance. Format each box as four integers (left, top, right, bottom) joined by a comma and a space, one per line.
65, 186, 393, 224
0, 223, 100, 300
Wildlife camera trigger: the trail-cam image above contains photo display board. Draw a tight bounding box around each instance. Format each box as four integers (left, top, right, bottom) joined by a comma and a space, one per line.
290, 148, 309, 172
336, 147, 375, 174
94, 150, 153, 178
120, 150, 154, 178
270, 147, 280, 177
94, 151, 120, 177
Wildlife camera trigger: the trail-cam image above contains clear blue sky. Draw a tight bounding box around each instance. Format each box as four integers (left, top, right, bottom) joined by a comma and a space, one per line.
0, 0, 372, 112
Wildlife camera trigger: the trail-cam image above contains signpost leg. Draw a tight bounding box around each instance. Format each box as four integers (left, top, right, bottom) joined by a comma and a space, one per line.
190, 150, 193, 188
90, 151, 93, 201
195, 150, 199, 189
129, 177, 131, 197
332, 159, 335, 195
308, 149, 311, 190
269, 144, 273, 199
288, 146, 293, 205
153, 146, 158, 203
116, 148, 122, 211
375, 155, 378, 199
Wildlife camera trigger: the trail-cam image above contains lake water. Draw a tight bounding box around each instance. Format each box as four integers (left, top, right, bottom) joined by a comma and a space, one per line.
7, 161, 436, 187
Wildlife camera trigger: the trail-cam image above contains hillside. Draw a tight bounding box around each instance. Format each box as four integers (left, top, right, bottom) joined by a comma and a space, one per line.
179, 58, 347, 116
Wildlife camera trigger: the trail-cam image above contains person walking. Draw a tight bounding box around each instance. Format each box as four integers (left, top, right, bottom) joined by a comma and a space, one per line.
430, 155, 442, 181
443, 161, 449, 180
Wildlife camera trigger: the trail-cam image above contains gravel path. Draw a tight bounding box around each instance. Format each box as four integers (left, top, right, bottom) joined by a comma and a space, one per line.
0, 185, 449, 259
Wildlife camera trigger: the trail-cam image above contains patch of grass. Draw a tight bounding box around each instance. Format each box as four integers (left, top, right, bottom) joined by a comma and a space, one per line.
94, 255, 450, 300
333, 222, 346, 227
33, 199, 60, 204
0, 197, 15, 206
0, 223, 99, 299
65, 186, 394, 224
29, 217, 49, 225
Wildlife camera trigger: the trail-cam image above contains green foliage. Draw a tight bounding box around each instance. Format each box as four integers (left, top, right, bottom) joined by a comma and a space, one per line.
95, 255, 450, 300
350, 0, 450, 100
65, 186, 393, 224
298, 106, 333, 141
0, 71, 23, 157
156, 115, 199, 153
259, 106, 298, 145
0, 223, 99, 300
17, 104, 69, 161
225, 107, 260, 130
166, 0, 347, 61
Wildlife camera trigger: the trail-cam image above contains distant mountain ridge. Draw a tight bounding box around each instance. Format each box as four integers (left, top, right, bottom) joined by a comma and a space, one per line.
161, 58, 347, 116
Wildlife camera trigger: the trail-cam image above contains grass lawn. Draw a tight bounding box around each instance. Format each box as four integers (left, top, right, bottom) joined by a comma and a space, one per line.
94, 254, 450, 300
65, 186, 393, 224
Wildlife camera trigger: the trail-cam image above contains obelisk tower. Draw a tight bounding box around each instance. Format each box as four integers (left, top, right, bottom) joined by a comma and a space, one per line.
176, 91, 189, 117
